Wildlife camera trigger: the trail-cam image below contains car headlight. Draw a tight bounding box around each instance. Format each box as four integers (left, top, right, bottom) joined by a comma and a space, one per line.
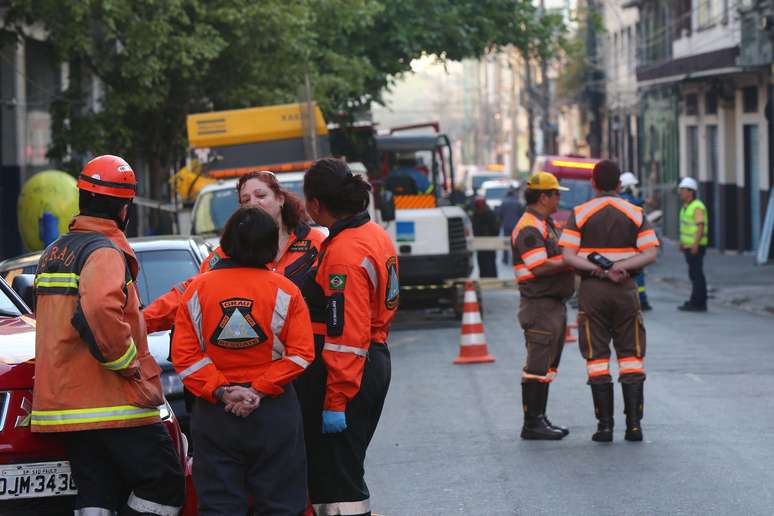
160, 371, 184, 398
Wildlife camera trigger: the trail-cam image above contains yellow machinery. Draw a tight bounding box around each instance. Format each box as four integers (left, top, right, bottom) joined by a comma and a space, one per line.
173, 103, 329, 202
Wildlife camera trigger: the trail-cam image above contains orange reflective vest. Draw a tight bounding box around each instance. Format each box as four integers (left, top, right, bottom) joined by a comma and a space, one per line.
143, 224, 324, 333
32, 216, 162, 432
313, 212, 398, 411
171, 261, 315, 402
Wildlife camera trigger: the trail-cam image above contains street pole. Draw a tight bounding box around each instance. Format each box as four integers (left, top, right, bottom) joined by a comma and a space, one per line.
525, 56, 536, 171
586, 0, 604, 158
510, 50, 520, 178
539, 0, 554, 155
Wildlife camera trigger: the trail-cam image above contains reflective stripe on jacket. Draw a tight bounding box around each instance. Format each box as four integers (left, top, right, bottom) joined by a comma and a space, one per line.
171, 261, 315, 402
314, 212, 398, 411
680, 199, 708, 247
559, 194, 660, 264
32, 216, 162, 433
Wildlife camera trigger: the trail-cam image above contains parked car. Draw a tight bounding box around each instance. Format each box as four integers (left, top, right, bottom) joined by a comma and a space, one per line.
0, 236, 212, 433
464, 170, 507, 197
479, 178, 521, 212
0, 276, 197, 515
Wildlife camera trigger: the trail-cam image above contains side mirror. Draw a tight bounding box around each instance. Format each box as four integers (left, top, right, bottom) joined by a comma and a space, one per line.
379, 190, 396, 222
12, 274, 35, 312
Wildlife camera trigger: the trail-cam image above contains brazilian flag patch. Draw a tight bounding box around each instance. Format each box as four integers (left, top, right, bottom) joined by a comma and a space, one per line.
329, 274, 347, 290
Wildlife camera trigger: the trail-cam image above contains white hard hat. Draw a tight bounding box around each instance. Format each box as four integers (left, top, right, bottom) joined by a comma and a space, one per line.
678, 177, 699, 191
620, 172, 638, 188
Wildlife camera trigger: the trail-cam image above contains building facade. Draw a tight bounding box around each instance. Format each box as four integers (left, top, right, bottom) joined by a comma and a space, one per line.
624, 0, 774, 252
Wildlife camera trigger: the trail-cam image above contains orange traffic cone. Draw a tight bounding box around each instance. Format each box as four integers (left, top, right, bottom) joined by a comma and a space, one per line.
453, 280, 495, 364
565, 322, 578, 343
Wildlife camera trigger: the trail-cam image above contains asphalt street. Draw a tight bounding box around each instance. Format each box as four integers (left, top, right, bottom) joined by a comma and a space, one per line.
365, 281, 774, 515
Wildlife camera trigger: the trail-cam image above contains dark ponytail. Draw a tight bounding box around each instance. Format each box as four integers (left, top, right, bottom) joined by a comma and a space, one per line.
303, 158, 371, 217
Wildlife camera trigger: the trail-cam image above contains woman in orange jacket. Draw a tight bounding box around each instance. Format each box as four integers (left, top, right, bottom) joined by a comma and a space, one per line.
296, 158, 398, 516
172, 206, 315, 515
144, 170, 325, 333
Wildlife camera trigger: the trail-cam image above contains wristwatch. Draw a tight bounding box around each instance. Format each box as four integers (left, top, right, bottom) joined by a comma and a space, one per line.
214, 386, 226, 401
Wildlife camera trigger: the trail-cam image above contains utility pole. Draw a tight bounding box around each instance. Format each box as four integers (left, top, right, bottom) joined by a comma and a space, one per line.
525, 56, 536, 171
509, 49, 520, 178
586, 0, 604, 158
539, 0, 554, 155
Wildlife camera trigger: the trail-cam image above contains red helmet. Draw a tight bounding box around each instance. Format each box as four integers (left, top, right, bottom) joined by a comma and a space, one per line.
78, 155, 137, 199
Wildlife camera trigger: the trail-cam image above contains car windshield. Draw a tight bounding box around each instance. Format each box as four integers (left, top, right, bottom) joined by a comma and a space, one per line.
559, 179, 594, 210
0, 284, 22, 317
484, 186, 510, 201
473, 174, 503, 192
135, 250, 200, 306
192, 189, 239, 235
281, 179, 304, 198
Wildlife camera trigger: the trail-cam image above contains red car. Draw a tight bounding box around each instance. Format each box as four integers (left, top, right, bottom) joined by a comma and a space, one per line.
0, 276, 197, 515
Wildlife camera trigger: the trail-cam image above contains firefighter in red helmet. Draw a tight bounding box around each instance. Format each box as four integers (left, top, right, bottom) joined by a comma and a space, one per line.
33, 155, 185, 515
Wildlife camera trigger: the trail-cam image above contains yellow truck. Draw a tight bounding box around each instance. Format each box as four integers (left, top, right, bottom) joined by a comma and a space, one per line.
173, 102, 329, 203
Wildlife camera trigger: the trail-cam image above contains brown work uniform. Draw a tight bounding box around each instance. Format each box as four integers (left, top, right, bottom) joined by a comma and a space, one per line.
512, 208, 575, 383
558, 193, 660, 385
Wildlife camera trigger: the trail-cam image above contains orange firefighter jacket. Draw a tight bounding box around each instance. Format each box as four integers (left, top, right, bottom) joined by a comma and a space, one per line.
143, 224, 324, 333
171, 260, 315, 403
314, 212, 398, 411
31, 216, 163, 432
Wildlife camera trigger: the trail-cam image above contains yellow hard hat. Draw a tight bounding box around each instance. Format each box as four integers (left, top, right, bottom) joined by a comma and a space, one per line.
526, 172, 569, 191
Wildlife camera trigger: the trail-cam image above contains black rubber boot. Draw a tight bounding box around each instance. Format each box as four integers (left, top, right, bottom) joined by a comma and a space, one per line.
541, 383, 569, 436
622, 382, 644, 442
521, 383, 565, 440
590, 383, 614, 442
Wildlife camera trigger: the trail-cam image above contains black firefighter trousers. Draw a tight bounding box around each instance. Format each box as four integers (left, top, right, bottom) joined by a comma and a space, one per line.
191, 386, 307, 516
295, 340, 391, 516
63, 423, 185, 515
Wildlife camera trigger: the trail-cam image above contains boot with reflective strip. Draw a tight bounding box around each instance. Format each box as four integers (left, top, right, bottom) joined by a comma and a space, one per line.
590, 383, 614, 442
541, 382, 569, 436
520, 383, 565, 440
622, 382, 644, 442
453, 280, 495, 364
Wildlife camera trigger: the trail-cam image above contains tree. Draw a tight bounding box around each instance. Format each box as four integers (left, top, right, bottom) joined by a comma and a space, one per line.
3, 0, 544, 225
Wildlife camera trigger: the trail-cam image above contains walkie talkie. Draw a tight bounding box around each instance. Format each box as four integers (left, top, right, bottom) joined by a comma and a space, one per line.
587, 252, 614, 270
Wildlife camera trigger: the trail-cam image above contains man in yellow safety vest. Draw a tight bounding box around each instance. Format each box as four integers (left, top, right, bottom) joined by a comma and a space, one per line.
678, 177, 708, 312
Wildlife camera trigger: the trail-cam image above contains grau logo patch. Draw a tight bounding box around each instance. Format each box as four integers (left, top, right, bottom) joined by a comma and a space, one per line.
210, 298, 267, 349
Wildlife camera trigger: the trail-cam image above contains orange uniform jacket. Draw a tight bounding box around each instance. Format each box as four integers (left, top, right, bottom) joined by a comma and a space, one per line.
32, 216, 163, 432
143, 224, 324, 333
314, 212, 399, 411
171, 261, 315, 402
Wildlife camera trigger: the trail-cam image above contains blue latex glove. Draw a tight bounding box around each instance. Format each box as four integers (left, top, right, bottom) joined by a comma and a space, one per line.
322, 410, 347, 433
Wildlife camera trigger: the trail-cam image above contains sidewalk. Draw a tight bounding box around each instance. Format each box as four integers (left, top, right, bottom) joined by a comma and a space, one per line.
648, 238, 774, 317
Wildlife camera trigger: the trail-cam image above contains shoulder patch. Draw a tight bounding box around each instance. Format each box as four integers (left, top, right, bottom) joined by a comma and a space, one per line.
289, 240, 312, 253
329, 274, 347, 291
385, 256, 399, 310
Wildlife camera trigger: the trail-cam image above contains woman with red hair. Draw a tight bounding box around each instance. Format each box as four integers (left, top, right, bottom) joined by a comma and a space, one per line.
144, 171, 325, 332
